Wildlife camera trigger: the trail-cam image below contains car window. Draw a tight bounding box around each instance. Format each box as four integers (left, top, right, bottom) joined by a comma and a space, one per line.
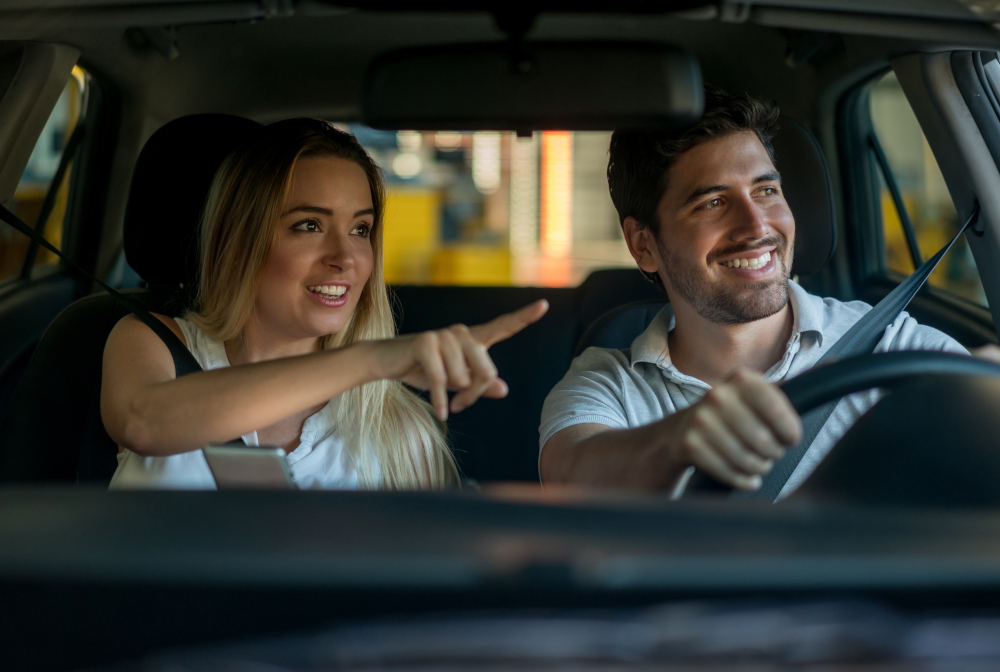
341, 125, 632, 287
1, 66, 88, 284
868, 71, 987, 306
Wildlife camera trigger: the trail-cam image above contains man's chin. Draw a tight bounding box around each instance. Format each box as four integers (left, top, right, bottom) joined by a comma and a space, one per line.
709, 287, 789, 325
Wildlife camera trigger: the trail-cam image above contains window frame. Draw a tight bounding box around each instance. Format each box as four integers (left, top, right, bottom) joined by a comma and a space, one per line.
0, 64, 117, 299
839, 65, 994, 317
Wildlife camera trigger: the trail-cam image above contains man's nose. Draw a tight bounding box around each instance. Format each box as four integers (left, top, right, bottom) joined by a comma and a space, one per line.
729, 193, 770, 240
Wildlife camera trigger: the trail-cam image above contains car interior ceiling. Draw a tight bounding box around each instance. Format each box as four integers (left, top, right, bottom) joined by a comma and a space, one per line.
3, 3, 1000, 488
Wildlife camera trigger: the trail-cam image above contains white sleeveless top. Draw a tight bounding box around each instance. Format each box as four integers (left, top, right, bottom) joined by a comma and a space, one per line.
108, 317, 363, 490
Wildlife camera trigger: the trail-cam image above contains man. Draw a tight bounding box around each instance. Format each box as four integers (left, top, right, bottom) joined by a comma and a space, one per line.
538, 87, 967, 499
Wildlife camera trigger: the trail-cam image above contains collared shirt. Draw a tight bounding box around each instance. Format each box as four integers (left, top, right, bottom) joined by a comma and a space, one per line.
539, 280, 967, 500
109, 317, 365, 490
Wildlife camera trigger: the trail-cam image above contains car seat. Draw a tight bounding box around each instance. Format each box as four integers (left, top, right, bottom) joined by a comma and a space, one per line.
573, 116, 837, 355
0, 114, 262, 483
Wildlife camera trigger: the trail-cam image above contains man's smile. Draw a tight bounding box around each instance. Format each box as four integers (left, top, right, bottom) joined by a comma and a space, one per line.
720, 250, 772, 270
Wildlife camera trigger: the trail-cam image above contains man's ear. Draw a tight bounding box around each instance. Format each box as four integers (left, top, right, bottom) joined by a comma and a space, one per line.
622, 216, 662, 275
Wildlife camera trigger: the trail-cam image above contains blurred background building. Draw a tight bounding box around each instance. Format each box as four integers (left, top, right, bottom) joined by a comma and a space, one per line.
342, 125, 634, 288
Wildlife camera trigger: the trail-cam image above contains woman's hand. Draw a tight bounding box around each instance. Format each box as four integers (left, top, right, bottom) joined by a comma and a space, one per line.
365, 300, 549, 419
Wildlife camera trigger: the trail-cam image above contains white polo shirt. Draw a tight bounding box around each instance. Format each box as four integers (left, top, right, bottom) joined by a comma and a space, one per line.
539, 280, 967, 500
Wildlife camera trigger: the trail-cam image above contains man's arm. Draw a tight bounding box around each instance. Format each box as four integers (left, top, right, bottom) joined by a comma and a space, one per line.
540, 370, 802, 492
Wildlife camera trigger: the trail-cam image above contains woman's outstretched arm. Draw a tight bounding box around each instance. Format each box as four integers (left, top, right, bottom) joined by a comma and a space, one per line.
101, 300, 548, 457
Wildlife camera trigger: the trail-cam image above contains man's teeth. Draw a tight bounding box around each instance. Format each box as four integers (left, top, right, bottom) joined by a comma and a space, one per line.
722, 251, 771, 270
308, 284, 348, 297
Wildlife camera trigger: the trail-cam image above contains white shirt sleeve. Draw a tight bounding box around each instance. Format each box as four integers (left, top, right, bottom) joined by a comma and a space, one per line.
538, 347, 632, 450
876, 311, 970, 355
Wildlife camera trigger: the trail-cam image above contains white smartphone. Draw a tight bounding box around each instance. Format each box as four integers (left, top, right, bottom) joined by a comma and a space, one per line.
202, 445, 297, 490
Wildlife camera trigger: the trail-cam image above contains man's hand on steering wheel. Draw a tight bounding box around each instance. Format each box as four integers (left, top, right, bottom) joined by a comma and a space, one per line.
668, 370, 803, 491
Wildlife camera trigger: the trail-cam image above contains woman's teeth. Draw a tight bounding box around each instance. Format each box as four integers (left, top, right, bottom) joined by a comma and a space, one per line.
308, 284, 348, 298
722, 251, 771, 270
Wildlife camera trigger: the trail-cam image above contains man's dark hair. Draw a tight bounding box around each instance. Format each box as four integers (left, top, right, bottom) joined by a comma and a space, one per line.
607, 86, 781, 288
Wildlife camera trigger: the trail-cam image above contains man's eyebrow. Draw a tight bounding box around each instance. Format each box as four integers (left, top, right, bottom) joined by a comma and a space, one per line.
754, 171, 782, 184
682, 184, 728, 207
681, 171, 783, 207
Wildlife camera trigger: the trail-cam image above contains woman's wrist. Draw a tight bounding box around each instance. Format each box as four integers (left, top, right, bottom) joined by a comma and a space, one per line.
336, 340, 388, 386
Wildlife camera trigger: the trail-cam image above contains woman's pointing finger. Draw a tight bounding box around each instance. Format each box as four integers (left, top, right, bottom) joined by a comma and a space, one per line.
470, 299, 549, 347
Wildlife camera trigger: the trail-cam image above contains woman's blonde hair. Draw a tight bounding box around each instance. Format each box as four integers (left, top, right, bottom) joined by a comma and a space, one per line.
188, 118, 458, 489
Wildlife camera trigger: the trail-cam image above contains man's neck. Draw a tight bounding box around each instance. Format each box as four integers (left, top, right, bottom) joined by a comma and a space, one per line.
667, 297, 794, 387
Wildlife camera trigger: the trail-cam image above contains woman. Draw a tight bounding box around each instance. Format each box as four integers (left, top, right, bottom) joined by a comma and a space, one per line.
102, 119, 547, 490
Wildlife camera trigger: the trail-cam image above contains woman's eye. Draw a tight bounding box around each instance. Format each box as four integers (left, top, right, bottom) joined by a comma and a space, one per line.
292, 219, 321, 232
352, 223, 372, 237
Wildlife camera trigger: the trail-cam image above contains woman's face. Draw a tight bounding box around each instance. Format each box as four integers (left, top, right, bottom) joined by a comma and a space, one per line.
255, 155, 375, 344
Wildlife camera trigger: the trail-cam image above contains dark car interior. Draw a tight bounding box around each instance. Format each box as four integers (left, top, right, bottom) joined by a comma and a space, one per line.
3, 2, 997, 487
6, 1, 1000, 670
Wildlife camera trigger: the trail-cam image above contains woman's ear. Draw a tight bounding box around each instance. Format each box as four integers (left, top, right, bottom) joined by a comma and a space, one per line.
622, 216, 662, 275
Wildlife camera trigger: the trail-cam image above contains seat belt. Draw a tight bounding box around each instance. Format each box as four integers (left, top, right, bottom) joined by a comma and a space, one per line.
0, 203, 208, 379
732, 202, 982, 502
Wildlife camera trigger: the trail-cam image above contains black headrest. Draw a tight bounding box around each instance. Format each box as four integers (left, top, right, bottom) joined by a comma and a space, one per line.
123, 114, 263, 286
574, 299, 668, 357
773, 116, 837, 276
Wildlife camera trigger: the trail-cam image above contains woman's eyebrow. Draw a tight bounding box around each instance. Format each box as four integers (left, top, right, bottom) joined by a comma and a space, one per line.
282, 205, 374, 218
284, 204, 333, 216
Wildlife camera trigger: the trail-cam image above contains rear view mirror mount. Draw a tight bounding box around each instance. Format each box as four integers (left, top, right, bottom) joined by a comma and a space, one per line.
363, 41, 704, 131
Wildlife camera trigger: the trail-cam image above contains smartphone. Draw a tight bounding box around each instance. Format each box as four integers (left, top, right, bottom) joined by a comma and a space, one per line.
202, 445, 297, 490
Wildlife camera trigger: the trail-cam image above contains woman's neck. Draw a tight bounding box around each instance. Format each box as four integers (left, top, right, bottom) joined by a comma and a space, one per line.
224, 322, 323, 365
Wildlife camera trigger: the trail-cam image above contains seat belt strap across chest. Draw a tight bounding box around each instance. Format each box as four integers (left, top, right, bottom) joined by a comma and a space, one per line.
733, 202, 981, 502
0, 204, 208, 377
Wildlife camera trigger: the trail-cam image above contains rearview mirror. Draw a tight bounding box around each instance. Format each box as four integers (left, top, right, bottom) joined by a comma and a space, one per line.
363, 41, 703, 131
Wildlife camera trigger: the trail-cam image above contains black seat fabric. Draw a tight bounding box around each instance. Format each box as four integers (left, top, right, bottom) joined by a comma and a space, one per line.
392, 269, 663, 482
777, 116, 837, 277
0, 114, 262, 484
573, 300, 669, 358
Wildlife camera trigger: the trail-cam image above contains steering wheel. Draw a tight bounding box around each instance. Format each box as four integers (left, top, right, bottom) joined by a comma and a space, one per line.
689, 351, 1000, 501
778, 350, 1000, 416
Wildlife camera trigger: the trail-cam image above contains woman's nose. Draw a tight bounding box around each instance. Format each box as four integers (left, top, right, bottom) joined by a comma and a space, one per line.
321, 233, 355, 269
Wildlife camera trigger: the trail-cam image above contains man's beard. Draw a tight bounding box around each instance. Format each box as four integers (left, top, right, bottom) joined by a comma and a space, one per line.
659, 235, 792, 326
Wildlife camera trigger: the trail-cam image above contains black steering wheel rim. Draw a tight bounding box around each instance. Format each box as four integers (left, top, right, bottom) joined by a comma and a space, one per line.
779, 350, 1000, 415
687, 351, 1000, 498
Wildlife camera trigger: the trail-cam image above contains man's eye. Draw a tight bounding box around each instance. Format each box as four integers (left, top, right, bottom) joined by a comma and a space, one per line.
702, 197, 723, 210
760, 186, 778, 196
292, 219, 320, 232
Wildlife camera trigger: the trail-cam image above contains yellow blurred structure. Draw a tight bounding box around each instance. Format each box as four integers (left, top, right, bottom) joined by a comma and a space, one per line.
382, 188, 512, 286
382, 189, 440, 284
881, 192, 950, 286
430, 246, 511, 285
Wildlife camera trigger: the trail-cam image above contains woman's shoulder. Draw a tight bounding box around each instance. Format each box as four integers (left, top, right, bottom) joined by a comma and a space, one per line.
112, 312, 188, 348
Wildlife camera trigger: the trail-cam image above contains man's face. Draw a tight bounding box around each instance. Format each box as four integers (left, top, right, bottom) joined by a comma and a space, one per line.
650, 130, 795, 325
